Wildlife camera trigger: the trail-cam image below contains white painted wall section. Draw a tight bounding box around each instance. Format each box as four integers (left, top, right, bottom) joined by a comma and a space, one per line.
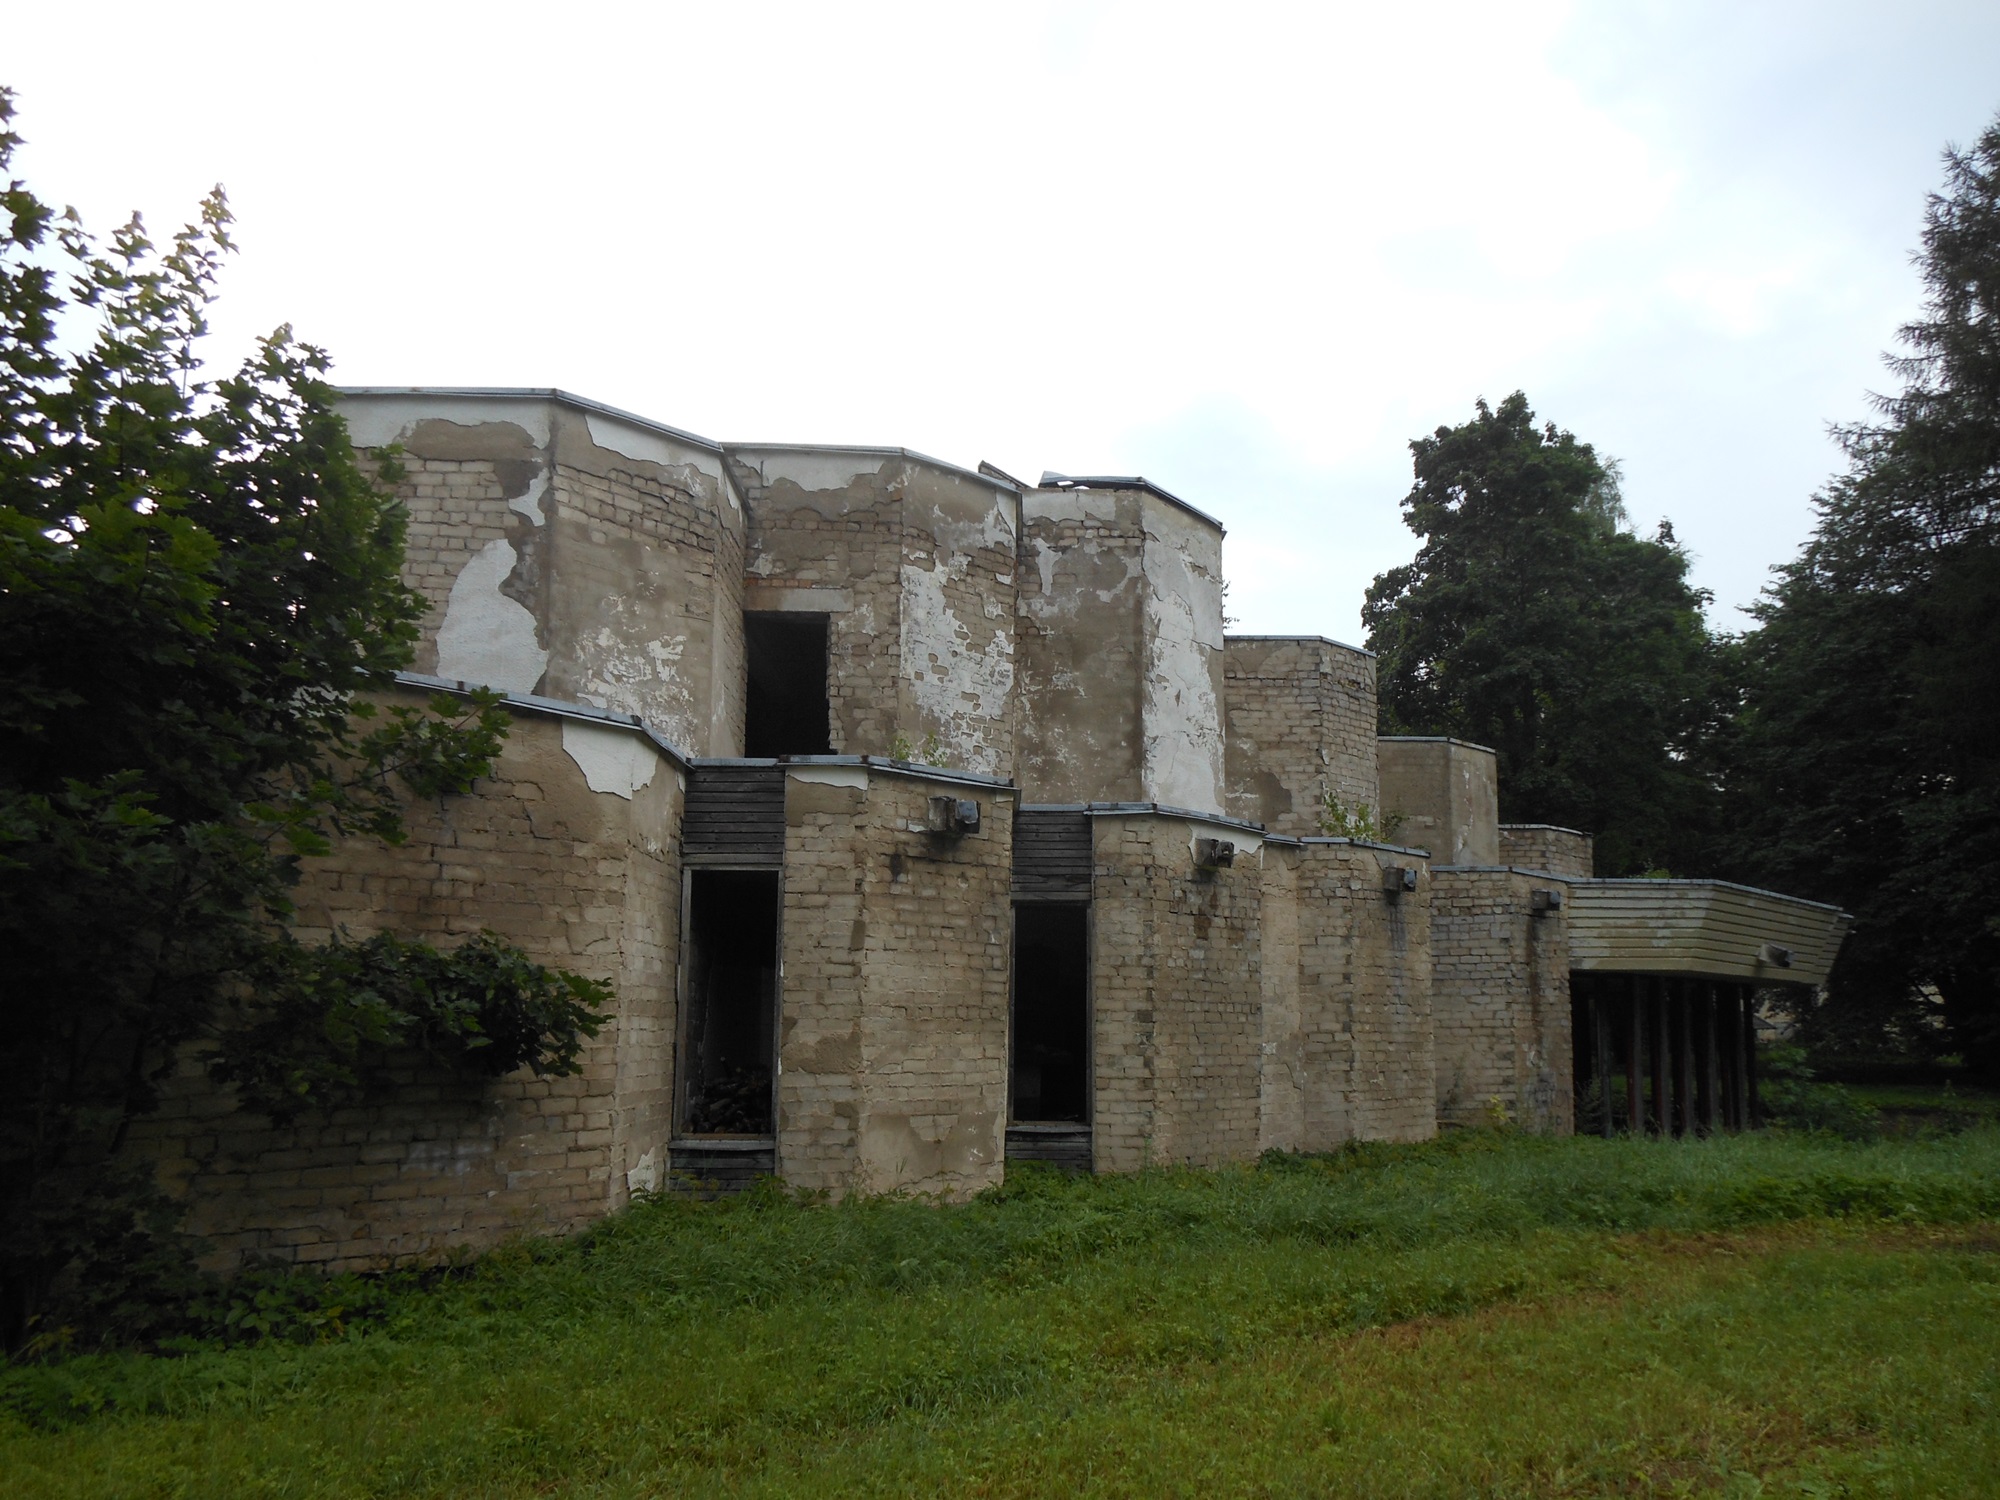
435, 539, 548, 693
561, 719, 661, 799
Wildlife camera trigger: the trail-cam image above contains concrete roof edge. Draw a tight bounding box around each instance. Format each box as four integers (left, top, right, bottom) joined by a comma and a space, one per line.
392, 672, 694, 769
1434, 865, 1582, 881
1224, 633, 1377, 659
723, 441, 1020, 495
689, 755, 1015, 791
1376, 734, 1499, 755
1036, 472, 1227, 534
1297, 835, 1434, 858
1030, 802, 1269, 836
335, 386, 726, 454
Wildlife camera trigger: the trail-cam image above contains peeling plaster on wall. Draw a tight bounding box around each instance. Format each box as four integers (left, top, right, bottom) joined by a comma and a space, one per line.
754, 452, 886, 493
624, 1148, 661, 1195
435, 539, 549, 693
573, 604, 700, 751
1184, 822, 1264, 859
1142, 521, 1226, 814
790, 765, 870, 790
582, 412, 724, 484
341, 399, 551, 453
560, 720, 660, 799
509, 473, 549, 525
900, 558, 1015, 777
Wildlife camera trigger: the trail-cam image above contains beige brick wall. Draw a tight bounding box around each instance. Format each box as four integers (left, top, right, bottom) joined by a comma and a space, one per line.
129, 699, 682, 1272
1223, 637, 1380, 836
1292, 841, 1438, 1148
1430, 868, 1574, 1132
776, 767, 1014, 1197
1089, 815, 1267, 1171
1498, 824, 1595, 879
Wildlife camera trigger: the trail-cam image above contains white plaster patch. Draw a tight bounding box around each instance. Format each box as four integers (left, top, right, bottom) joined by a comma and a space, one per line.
1185, 821, 1264, 859
1141, 524, 1226, 814
584, 411, 724, 482
790, 765, 869, 789
573, 603, 700, 751
900, 558, 1014, 777
625, 1148, 661, 1196
757, 451, 886, 493
510, 472, 548, 524
337, 395, 552, 452
562, 719, 660, 799
435, 539, 548, 693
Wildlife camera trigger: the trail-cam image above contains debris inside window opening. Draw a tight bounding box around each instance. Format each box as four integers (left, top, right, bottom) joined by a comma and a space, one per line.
682, 869, 780, 1135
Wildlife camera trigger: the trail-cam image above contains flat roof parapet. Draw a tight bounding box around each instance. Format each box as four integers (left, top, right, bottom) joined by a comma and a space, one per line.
1037, 472, 1226, 533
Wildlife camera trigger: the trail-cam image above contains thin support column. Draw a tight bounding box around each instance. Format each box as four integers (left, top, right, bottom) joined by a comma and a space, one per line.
1626, 975, 1644, 1135
1674, 978, 1695, 1138
1743, 985, 1761, 1128
1650, 977, 1671, 1136
1699, 982, 1721, 1135
1593, 980, 1614, 1139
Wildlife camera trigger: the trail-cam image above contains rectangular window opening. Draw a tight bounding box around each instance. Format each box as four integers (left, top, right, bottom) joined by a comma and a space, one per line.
1011, 903, 1090, 1124
743, 612, 831, 757
681, 869, 780, 1136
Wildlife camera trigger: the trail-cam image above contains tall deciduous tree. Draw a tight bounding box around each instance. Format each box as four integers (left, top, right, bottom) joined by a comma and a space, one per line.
0, 90, 605, 1349
1362, 392, 1721, 875
1727, 112, 2000, 1073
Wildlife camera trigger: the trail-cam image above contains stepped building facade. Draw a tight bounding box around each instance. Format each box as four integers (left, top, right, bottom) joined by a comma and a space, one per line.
134, 389, 1850, 1271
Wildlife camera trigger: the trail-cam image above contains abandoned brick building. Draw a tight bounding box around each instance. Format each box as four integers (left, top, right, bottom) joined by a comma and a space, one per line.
134, 388, 1851, 1271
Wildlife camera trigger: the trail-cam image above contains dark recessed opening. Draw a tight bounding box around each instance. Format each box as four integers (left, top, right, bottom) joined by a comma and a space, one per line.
1011, 903, 1090, 1124
743, 613, 831, 757
681, 869, 780, 1135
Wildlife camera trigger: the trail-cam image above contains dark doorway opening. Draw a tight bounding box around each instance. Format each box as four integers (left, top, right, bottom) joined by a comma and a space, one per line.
681, 869, 780, 1135
1011, 903, 1090, 1123
744, 613, 831, 757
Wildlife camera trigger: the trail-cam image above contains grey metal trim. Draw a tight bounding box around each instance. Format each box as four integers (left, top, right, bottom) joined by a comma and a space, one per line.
335, 386, 725, 454
391, 671, 694, 770
688, 754, 1016, 792
1498, 822, 1592, 837
1298, 835, 1436, 858
1434, 865, 1583, 880
1036, 471, 1226, 533
1376, 734, 1500, 755
1224, 633, 1377, 659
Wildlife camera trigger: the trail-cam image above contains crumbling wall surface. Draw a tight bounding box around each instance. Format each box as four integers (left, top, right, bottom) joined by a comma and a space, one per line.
130, 700, 683, 1272
1430, 868, 1573, 1133
1089, 814, 1266, 1171
1015, 488, 1227, 812
1223, 637, 1380, 836
339, 392, 746, 757
1257, 844, 1305, 1154
1376, 737, 1500, 865
1498, 824, 1595, 879
1015, 487, 1148, 804
734, 451, 1018, 776
1139, 495, 1227, 815
1293, 841, 1437, 1148
776, 767, 1013, 1197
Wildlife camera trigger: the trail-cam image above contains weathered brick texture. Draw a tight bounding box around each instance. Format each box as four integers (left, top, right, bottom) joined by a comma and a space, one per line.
1223, 637, 1380, 835
129, 700, 682, 1272
776, 767, 1014, 1197
1498, 824, 1595, 879
1430, 868, 1573, 1131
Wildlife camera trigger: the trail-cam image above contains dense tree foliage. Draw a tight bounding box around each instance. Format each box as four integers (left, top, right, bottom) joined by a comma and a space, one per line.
0, 91, 606, 1349
1726, 113, 2000, 1075
1362, 393, 1721, 875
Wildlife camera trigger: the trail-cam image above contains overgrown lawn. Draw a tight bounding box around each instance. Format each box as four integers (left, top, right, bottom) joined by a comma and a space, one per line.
5, 1128, 1998, 1497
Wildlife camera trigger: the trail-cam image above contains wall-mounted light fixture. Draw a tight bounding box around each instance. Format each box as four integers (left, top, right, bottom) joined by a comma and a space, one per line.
1530, 887, 1563, 916
1382, 865, 1418, 899
927, 796, 981, 836
1194, 837, 1236, 869
1757, 942, 1794, 969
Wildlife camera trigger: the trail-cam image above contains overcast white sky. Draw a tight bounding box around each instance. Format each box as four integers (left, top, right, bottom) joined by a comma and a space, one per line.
10, 2, 2000, 638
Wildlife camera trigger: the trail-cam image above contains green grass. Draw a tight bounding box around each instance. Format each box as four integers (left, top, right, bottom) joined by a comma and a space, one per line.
6, 1128, 2000, 1497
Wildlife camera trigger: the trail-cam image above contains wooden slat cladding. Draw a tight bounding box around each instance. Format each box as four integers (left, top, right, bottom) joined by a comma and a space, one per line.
1005, 1125, 1093, 1173
669, 1141, 776, 1196
1013, 808, 1093, 899
1568, 880, 1850, 983
684, 764, 787, 864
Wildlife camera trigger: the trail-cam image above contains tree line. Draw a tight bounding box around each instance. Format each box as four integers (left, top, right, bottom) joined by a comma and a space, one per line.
1364, 111, 2000, 1080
